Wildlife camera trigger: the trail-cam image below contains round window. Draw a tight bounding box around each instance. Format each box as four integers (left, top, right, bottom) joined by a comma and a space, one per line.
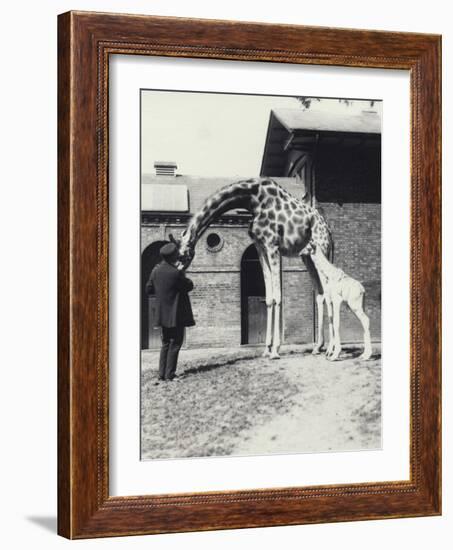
206, 232, 223, 252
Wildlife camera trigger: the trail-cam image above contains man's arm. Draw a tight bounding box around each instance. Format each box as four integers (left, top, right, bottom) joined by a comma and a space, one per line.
176, 271, 194, 292
145, 273, 154, 295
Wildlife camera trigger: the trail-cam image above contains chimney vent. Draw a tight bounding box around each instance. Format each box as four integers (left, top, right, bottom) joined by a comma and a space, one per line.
154, 161, 177, 176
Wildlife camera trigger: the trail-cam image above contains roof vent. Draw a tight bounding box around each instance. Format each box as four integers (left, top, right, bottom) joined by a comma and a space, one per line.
154, 161, 177, 176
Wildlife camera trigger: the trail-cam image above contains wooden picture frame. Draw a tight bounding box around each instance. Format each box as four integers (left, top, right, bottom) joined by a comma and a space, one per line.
58, 10, 441, 539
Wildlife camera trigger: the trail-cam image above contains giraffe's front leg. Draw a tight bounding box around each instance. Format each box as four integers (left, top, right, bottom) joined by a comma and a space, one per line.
254, 240, 274, 358
270, 301, 281, 359
269, 251, 282, 360
263, 299, 273, 358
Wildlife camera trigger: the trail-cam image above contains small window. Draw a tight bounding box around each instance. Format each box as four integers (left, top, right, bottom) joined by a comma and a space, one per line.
206, 232, 223, 252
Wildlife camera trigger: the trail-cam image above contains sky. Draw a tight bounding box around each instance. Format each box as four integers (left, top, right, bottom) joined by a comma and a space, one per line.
141, 90, 381, 178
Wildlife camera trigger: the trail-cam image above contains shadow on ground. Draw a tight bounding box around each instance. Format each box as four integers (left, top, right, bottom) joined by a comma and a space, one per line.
26, 516, 57, 533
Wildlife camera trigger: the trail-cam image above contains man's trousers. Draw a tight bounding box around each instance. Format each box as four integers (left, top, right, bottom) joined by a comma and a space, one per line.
159, 326, 185, 380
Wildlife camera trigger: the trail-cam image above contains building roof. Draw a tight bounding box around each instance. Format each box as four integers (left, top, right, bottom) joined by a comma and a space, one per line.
261, 108, 381, 177
272, 108, 381, 134
142, 175, 306, 214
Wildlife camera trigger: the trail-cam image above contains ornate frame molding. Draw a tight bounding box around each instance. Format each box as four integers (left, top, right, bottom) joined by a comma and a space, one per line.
58, 11, 441, 538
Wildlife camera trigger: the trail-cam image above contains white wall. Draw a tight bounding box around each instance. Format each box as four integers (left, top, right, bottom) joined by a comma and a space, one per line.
0, 1, 450, 548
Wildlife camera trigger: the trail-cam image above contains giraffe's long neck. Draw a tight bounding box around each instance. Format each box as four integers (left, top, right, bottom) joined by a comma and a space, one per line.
182, 179, 259, 248
311, 247, 339, 280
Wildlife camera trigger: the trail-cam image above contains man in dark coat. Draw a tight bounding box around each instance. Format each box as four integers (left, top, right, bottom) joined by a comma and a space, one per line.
146, 242, 195, 381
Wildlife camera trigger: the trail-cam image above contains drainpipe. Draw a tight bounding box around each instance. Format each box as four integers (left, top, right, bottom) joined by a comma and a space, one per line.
311, 132, 320, 207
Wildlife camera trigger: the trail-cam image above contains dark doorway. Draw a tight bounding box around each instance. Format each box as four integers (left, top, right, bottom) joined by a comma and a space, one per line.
241, 244, 266, 344
141, 241, 168, 349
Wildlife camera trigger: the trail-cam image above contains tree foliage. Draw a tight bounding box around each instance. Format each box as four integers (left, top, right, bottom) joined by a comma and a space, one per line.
296, 96, 375, 109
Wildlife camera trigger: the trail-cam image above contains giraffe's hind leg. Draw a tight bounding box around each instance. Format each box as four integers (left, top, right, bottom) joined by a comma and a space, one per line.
312, 293, 325, 355
302, 254, 327, 354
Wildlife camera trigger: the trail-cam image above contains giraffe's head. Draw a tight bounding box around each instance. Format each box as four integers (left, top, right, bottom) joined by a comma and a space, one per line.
169, 231, 195, 270
304, 241, 316, 255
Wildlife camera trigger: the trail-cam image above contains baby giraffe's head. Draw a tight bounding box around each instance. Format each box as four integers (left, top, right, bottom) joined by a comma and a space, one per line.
301, 240, 316, 256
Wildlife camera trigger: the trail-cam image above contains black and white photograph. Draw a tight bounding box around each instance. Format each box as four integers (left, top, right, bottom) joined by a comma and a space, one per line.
140, 90, 382, 460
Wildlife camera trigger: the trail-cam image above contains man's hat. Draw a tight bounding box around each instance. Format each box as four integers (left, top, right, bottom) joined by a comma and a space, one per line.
160, 242, 178, 259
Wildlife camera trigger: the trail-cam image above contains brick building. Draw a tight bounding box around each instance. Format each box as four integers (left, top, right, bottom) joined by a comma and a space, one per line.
141, 103, 381, 349
141, 170, 309, 349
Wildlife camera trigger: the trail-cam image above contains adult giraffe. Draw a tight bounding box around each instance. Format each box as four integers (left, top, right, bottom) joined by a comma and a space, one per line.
170, 177, 333, 359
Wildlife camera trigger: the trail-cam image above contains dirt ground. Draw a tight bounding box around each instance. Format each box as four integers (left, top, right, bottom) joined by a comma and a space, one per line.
141, 344, 381, 460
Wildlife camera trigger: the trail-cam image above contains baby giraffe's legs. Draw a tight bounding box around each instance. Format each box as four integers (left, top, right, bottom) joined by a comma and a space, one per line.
356, 310, 372, 360
325, 295, 335, 357
349, 291, 372, 360
329, 296, 343, 361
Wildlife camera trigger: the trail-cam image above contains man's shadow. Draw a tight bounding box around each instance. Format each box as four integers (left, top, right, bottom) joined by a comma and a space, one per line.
26, 516, 57, 533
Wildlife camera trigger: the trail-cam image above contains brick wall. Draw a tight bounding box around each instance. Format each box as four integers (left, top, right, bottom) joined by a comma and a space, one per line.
282, 257, 314, 343
187, 272, 241, 347
186, 224, 247, 347
141, 223, 317, 349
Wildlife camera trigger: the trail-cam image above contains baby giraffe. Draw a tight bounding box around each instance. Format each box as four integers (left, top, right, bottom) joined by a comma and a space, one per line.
310, 245, 372, 361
